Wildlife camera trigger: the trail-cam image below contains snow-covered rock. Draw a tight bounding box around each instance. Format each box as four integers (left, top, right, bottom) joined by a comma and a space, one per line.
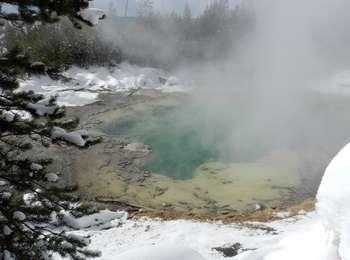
0, 179, 8, 186
13, 211, 26, 221
27, 102, 57, 116
30, 163, 43, 172
3, 250, 15, 260
0, 110, 15, 122
51, 127, 88, 147
3, 225, 12, 236
116, 244, 206, 260
23, 193, 36, 206
19, 63, 186, 107
62, 210, 127, 230
11, 110, 33, 122
0, 109, 31, 122
45, 173, 59, 182
78, 8, 105, 25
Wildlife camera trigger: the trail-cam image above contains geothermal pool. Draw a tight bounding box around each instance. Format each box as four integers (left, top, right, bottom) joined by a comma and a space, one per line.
103, 104, 280, 180
98, 100, 317, 212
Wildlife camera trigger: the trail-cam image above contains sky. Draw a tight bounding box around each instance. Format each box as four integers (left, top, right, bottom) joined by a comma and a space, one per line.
93, 0, 241, 17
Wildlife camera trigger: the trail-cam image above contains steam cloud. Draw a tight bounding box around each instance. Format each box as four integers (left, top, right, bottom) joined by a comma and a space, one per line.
99, 0, 350, 182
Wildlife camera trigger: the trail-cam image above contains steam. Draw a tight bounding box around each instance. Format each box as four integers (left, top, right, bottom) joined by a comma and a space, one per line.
99, 0, 350, 169
182, 0, 350, 162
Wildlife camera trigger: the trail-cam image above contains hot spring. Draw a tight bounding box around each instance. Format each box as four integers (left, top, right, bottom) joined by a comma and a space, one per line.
96, 95, 327, 212
103, 105, 271, 180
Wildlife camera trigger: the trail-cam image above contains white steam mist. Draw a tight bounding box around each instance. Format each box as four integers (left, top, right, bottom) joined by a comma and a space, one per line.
98, 0, 350, 182
179, 0, 350, 165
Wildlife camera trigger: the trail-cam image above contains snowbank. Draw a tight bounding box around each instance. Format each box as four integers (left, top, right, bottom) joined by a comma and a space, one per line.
62, 210, 126, 230
51, 127, 89, 147
116, 244, 206, 260
316, 143, 350, 258
19, 63, 186, 106
78, 8, 105, 25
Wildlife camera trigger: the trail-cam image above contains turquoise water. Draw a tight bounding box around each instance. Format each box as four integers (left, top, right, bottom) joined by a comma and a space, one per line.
103, 104, 268, 179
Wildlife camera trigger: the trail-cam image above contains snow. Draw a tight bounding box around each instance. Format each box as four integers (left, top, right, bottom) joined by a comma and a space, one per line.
51, 127, 88, 147
0, 179, 8, 186
116, 244, 206, 260
340, 221, 350, 260
45, 173, 59, 182
13, 211, 26, 221
3, 250, 15, 260
260, 220, 338, 260
316, 142, 350, 258
23, 193, 36, 206
0, 110, 14, 122
62, 213, 318, 260
10, 110, 33, 122
19, 63, 186, 106
30, 163, 43, 172
274, 211, 291, 219
77, 8, 105, 25
0, 109, 31, 122
62, 210, 126, 230
27, 102, 57, 116
3, 225, 12, 236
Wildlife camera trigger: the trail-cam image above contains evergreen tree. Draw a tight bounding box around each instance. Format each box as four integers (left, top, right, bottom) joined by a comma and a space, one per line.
137, 0, 154, 17
0, 1, 104, 259
182, 3, 192, 21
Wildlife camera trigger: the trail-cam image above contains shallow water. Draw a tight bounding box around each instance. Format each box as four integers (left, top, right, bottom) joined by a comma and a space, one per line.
103, 104, 269, 179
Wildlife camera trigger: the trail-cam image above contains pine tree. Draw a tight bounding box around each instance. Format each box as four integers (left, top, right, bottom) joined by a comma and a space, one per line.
0, 1, 104, 259
137, 0, 154, 17
183, 3, 192, 21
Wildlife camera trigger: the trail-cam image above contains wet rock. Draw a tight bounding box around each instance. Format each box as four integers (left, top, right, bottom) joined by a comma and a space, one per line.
30, 62, 46, 74
154, 186, 168, 197
213, 243, 242, 257
213, 243, 256, 257
255, 203, 267, 211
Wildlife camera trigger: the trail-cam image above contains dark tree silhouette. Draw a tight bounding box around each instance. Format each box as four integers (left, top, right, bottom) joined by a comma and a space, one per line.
0, 1, 104, 259
0, 0, 105, 28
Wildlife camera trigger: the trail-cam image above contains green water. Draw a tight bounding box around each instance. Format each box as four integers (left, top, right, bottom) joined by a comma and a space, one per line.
103, 104, 269, 179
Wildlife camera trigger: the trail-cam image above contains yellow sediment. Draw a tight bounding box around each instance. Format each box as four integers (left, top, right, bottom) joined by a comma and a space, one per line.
74, 148, 302, 213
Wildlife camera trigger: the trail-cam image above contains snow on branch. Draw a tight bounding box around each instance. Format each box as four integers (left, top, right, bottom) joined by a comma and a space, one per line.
51, 127, 89, 147
77, 8, 106, 26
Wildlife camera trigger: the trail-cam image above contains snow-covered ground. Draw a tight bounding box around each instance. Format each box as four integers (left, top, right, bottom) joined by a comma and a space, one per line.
56, 141, 350, 260
66, 212, 320, 260
18, 63, 186, 106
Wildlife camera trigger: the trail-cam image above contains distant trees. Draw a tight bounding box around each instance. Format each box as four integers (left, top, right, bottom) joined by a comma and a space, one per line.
104, 0, 254, 68
3, 20, 122, 69
137, 0, 154, 17
183, 3, 192, 21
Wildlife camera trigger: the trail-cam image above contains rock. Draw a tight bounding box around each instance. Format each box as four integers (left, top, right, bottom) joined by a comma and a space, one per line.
30, 62, 46, 74
255, 203, 267, 211
213, 243, 242, 257
124, 142, 150, 153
